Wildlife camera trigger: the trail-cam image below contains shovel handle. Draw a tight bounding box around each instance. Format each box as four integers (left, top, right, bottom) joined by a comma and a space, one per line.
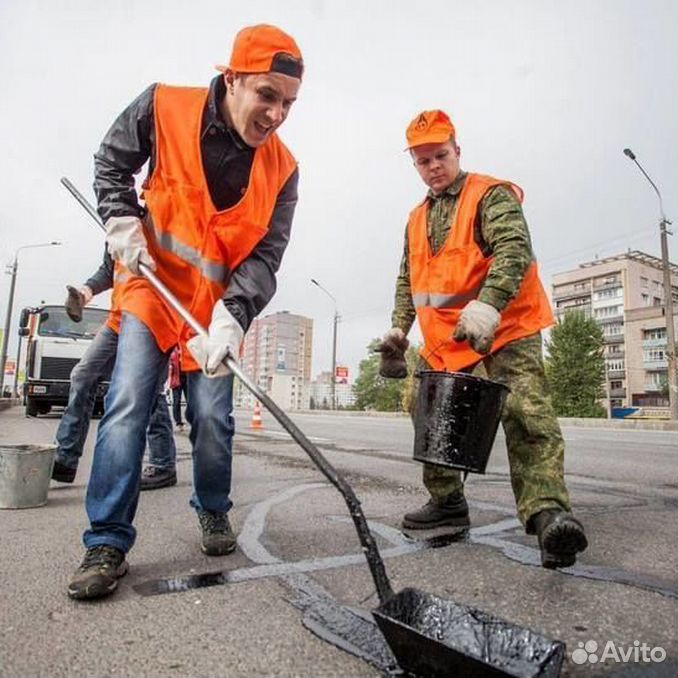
60, 175, 395, 605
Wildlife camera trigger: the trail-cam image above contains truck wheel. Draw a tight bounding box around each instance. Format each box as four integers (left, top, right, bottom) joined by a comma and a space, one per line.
25, 398, 39, 417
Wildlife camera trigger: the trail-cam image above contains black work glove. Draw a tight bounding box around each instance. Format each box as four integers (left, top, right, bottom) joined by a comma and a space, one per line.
376, 328, 409, 379
65, 285, 85, 322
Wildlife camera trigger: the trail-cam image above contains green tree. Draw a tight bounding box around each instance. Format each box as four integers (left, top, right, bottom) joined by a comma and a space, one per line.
545, 311, 606, 417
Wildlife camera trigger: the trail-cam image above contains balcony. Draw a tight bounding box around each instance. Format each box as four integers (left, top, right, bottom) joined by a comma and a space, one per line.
644, 359, 668, 370
643, 382, 664, 393
606, 350, 625, 359
592, 279, 621, 291
642, 338, 667, 348
607, 369, 626, 379
553, 287, 590, 302
603, 334, 625, 344
609, 387, 626, 398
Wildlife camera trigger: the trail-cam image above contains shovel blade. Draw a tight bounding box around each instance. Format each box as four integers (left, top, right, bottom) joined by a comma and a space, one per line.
373, 588, 564, 678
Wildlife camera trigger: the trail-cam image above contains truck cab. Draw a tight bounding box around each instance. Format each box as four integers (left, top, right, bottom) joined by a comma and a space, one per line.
20, 305, 110, 417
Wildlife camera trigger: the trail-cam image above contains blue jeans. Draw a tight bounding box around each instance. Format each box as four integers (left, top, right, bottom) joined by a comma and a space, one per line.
84, 313, 235, 553
55, 325, 175, 470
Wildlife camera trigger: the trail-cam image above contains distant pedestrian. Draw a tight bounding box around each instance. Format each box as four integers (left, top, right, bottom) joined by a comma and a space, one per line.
167, 346, 188, 430
53, 249, 176, 489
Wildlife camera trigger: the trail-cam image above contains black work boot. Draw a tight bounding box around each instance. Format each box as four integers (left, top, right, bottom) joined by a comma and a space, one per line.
402, 493, 470, 530
67, 545, 128, 600
532, 509, 588, 569
52, 460, 77, 484
198, 511, 237, 556
140, 466, 177, 491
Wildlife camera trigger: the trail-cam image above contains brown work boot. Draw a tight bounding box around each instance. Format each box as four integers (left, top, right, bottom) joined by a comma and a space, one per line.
402, 493, 470, 530
67, 545, 128, 600
532, 509, 588, 569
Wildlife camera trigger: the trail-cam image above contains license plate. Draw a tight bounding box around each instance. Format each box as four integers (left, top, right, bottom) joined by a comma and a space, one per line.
32, 385, 47, 394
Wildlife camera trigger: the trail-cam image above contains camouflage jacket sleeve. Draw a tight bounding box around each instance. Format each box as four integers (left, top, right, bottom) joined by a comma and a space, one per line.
391, 223, 417, 334
477, 185, 535, 312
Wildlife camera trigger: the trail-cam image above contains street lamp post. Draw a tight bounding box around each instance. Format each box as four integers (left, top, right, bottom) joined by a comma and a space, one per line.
311, 278, 340, 410
0, 241, 62, 396
623, 148, 677, 420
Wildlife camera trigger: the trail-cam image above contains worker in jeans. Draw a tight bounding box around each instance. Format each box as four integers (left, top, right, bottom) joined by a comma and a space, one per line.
53, 248, 176, 490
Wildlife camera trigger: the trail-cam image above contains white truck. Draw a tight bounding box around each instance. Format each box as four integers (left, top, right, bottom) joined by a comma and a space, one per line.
19, 304, 110, 417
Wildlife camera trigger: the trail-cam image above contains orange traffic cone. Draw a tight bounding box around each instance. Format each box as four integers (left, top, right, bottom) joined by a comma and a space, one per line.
250, 401, 264, 430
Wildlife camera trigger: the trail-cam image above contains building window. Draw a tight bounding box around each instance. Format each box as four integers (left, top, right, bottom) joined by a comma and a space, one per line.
610, 380, 623, 389
602, 322, 624, 337
594, 288, 622, 301
643, 328, 666, 341
653, 297, 662, 306
644, 348, 665, 362
594, 305, 623, 319
640, 276, 649, 288
607, 359, 625, 371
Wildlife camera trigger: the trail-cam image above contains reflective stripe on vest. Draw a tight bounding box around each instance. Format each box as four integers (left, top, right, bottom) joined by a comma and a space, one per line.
146, 216, 230, 284
412, 285, 482, 309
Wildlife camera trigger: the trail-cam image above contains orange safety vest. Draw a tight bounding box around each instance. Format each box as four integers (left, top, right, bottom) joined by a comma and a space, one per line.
119, 84, 297, 370
408, 173, 554, 372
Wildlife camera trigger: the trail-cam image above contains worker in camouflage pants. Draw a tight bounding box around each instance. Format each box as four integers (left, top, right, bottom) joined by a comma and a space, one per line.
379, 110, 587, 568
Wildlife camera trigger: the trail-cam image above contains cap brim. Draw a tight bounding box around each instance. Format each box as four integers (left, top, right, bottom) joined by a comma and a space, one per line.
404, 131, 452, 151
215, 64, 229, 73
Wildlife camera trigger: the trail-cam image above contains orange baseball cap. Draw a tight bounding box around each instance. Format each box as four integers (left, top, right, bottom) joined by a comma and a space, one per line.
405, 110, 456, 149
216, 24, 304, 79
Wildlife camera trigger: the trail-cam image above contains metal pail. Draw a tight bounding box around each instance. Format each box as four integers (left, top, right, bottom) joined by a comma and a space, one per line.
413, 371, 509, 473
0, 444, 56, 509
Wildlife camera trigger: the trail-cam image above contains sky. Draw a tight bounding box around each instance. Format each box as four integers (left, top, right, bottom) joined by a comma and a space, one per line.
1, 0, 676, 381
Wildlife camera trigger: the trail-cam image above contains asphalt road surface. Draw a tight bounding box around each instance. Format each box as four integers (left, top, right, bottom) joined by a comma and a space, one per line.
1, 405, 676, 678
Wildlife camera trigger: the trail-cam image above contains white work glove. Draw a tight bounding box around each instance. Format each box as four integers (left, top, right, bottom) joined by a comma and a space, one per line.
105, 216, 155, 275
187, 301, 244, 378
453, 300, 500, 355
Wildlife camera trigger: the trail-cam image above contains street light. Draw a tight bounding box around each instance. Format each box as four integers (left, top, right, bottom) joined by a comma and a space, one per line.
0, 241, 62, 396
311, 278, 340, 410
623, 147, 677, 420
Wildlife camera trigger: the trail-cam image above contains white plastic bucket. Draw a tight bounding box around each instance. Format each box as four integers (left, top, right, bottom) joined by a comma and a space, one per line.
0, 444, 56, 509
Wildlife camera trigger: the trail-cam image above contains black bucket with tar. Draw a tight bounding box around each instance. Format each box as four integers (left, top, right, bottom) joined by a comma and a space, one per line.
413, 370, 510, 473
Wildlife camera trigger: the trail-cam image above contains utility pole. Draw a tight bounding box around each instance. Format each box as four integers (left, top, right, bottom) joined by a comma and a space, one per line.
0, 260, 19, 397
311, 279, 340, 410
624, 148, 677, 420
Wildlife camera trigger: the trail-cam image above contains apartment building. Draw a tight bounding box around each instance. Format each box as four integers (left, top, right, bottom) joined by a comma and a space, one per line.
235, 311, 313, 411
552, 251, 678, 410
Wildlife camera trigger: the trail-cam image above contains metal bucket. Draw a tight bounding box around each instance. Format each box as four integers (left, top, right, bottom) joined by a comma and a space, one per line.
0, 444, 56, 509
413, 371, 510, 473
374, 587, 565, 678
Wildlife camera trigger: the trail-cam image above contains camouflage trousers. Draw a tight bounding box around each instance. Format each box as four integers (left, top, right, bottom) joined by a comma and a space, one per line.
412, 332, 571, 530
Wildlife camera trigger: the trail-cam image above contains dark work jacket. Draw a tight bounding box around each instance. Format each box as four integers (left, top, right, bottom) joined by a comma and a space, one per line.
92, 75, 298, 332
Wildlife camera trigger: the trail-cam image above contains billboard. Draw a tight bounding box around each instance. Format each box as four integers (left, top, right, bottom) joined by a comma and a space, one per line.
335, 365, 349, 384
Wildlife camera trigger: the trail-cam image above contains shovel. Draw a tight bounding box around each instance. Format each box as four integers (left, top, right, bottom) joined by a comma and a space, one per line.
61, 177, 565, 678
